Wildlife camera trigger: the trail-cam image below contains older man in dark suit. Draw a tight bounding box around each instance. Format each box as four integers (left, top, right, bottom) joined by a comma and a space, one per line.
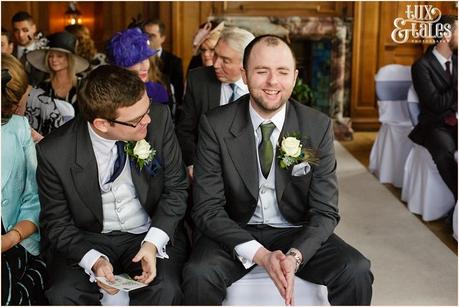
37, 65, 188, 305
176, 27, 254, 179
182, 35, 373, 305
410, 15, 458, 201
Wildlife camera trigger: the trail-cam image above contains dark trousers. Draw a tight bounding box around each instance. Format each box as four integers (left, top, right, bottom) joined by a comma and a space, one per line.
182, 225, 373, 305
45, 228, 188, 305
423, 124, 458, 201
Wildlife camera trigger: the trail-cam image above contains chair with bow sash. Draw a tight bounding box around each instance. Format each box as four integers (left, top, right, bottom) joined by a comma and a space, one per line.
401, 85, 455, 221
369, 64, 413, 187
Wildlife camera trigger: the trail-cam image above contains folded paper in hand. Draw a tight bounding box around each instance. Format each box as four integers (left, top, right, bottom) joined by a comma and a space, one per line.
96, 274, 147, 292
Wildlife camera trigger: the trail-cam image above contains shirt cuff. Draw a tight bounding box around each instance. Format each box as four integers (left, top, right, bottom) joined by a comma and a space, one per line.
234, 240, 264, 269
78, 249, 109, 282
142, 227, 170, 259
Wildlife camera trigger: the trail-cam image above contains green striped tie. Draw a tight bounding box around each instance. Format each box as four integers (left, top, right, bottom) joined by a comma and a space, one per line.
259, 122, 276, 178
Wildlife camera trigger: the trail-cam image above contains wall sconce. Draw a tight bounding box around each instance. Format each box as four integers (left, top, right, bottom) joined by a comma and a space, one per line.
65, 1, 82, 25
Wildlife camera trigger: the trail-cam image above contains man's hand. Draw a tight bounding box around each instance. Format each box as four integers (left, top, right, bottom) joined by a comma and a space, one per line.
132, 242, 157, 284
92, 257, 119, 295
281, 255, 298, 306
253, 247, 288, 300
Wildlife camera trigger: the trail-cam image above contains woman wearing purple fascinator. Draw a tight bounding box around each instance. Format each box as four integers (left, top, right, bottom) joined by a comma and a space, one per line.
106, 27, 169, 105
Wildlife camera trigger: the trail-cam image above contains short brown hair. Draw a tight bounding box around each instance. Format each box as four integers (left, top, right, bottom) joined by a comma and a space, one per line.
78, 65, 145, 123
1, 53, 28, 119
243, 35, 296, 70
143, 18, 165, 36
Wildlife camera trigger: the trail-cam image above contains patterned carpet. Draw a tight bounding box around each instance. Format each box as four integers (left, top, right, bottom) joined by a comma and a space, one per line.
334, 142, 457, 305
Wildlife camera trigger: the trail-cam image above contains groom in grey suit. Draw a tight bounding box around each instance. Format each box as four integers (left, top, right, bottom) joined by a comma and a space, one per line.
37, 65, 188, 305
182, 35, 373, 305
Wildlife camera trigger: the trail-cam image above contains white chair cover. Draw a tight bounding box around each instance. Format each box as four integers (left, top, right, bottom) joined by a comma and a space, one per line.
100, 266, 329, 306
406, 85, 420, 125
369, 64, 413, 187
369, 123, 413, 187
453, 204, 458, 241
401, 143, 455, 221
401, 86, 455, 221
222, 266, 329, 306
100, 289, 130, 306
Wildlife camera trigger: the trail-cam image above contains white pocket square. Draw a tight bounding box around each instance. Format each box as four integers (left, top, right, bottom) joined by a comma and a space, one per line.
291, 162, 311, 176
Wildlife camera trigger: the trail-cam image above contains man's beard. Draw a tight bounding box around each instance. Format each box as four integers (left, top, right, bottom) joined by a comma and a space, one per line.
250, 92, 288, 114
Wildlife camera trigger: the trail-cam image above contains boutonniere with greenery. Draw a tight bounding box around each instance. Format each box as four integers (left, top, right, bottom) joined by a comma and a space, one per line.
124, 139, 156, 170
278, 132, 319, 169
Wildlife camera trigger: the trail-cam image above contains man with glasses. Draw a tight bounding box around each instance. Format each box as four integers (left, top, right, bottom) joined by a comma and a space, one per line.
36, 65, 189, 305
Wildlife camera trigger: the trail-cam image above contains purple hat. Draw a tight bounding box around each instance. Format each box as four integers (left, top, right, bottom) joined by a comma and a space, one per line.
106, 27, 156, 68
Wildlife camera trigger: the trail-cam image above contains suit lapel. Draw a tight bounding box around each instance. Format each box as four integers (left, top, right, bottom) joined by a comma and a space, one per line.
452, 55, 458, 85
275, 102, 300, 202
130, 129, 151, 205
70, 119, 103, 224
225, 99, 259, 200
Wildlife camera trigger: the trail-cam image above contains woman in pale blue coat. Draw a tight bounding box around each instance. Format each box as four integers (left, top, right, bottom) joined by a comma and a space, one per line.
1, 53, 47, 305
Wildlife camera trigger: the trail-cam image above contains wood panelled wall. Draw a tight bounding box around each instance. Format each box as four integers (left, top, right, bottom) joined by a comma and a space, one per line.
1, 1, 456, 130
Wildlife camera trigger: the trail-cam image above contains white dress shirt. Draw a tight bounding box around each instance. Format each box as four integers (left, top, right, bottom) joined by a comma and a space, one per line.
16, 41, 37, 60
220, 78, 248, 106
79, 124, 170, 282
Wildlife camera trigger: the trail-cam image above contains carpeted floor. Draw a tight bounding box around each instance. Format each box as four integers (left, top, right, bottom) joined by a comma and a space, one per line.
334, 141, 458, 305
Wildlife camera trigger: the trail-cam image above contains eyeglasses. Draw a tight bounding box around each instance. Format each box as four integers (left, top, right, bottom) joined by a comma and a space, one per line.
108, 107, 150, 128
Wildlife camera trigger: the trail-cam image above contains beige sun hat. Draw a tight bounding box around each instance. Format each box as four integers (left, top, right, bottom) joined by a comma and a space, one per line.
192, 21, 225, 56
26, 31, 89, 74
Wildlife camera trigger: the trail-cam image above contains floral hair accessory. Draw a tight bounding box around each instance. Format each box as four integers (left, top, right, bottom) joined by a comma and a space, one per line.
278, 132, 319, 169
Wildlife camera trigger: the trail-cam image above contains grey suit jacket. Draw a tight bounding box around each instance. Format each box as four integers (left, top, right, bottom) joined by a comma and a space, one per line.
176, 66, 221, 166
37, 104, 188, 263
192, 96, 339, 264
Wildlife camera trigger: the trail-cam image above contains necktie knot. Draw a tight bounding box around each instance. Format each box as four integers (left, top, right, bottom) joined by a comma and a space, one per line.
259, 122, 276, 178
260, 122, 276, 140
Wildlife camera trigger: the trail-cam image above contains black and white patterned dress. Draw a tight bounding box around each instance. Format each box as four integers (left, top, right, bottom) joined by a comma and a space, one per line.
1, 223, 47, 305
25, 81, 79, 137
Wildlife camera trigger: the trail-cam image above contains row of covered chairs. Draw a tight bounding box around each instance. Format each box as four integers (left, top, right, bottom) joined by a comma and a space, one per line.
101, 265, 329, 305
369, 64, 456, 229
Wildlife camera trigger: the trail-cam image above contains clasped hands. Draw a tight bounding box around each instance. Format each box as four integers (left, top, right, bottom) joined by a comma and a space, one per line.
254, 247, 300, 306
92, 242, 157, 295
